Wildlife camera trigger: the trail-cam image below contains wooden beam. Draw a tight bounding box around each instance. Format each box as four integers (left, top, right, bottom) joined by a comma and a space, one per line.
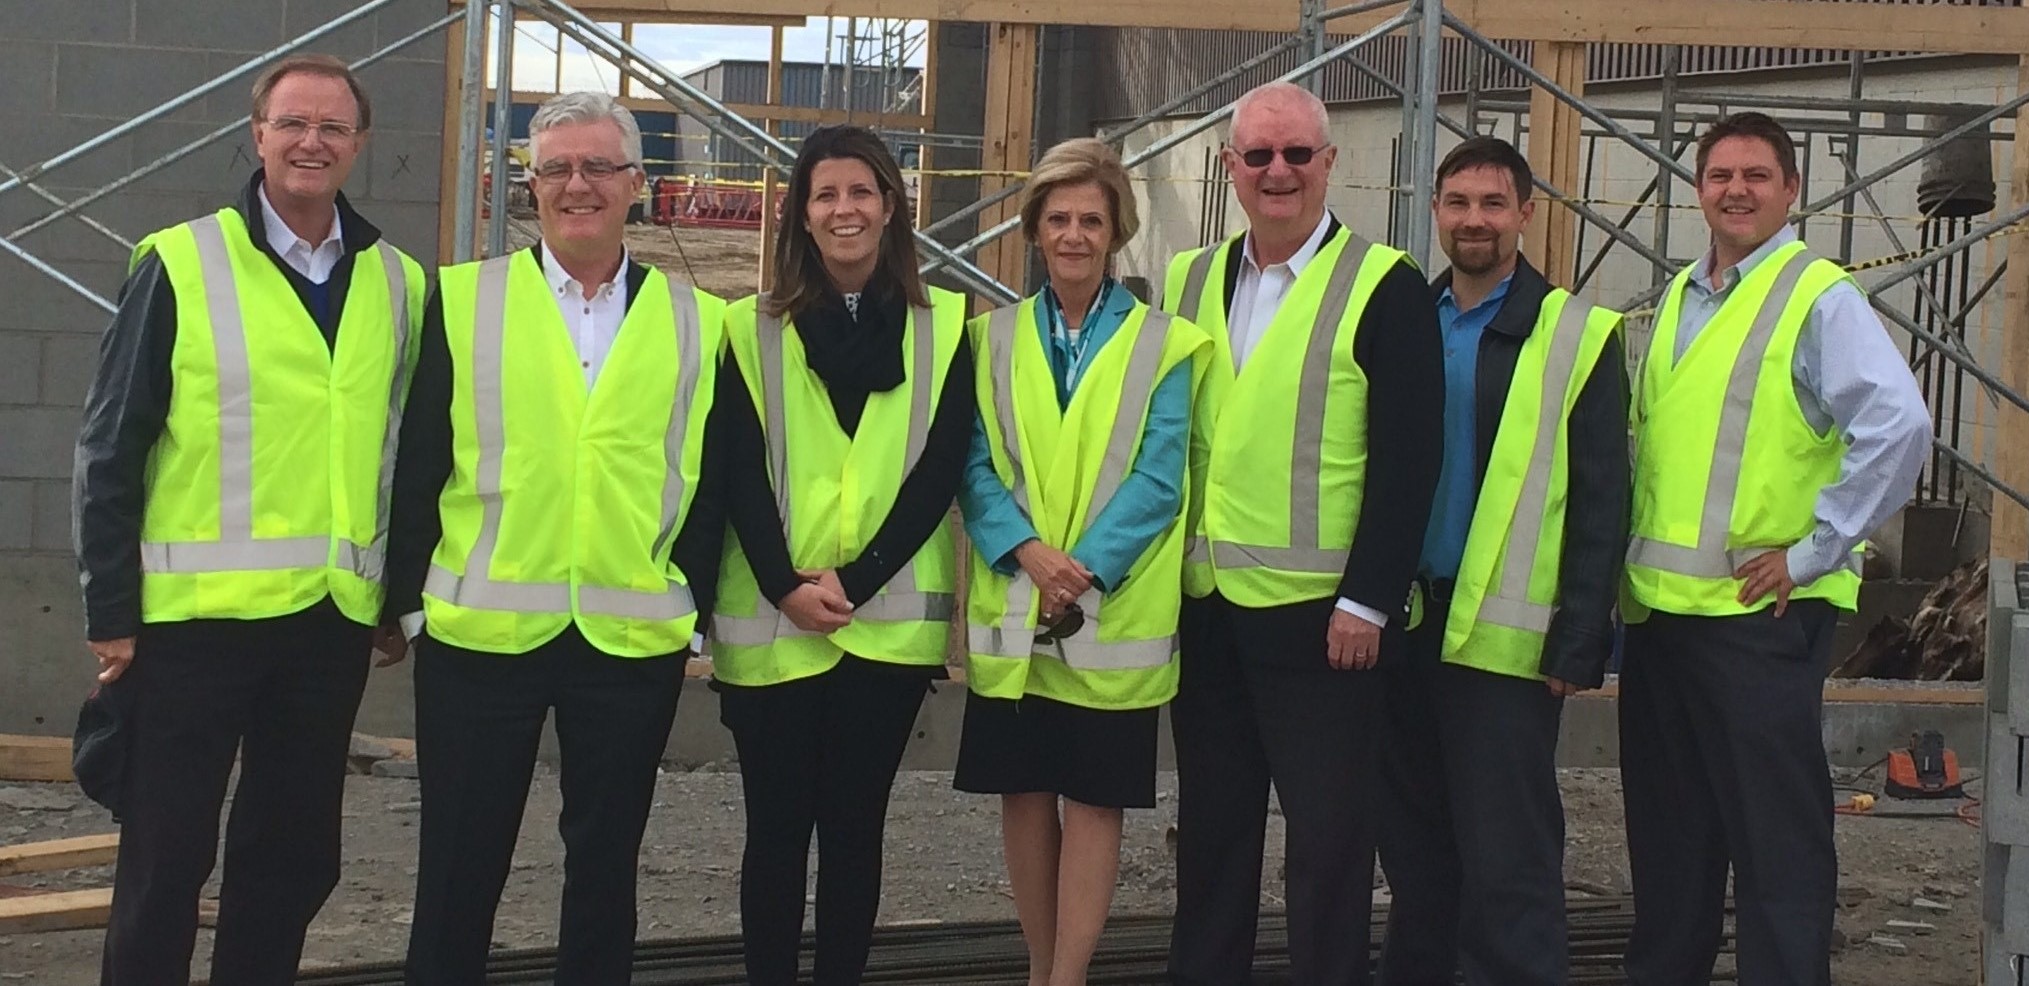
759, 26, 785, 295
978, 22, 1038, 314
438, 23, 466, 265
0, 835, 121, 878
0, 735, 72, 783
1525, 41, 1585, 285
488, 90, 935, 131
916, 21, 940, 232
0, 888, 215, 935
1997, 56, 2029, 561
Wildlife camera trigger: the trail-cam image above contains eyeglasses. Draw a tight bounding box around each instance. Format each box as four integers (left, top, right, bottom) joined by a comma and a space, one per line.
1236, 145, 1326, 168
263, 116, 361, 141
1034, 603, 1086, 645
533, 159, 637, 185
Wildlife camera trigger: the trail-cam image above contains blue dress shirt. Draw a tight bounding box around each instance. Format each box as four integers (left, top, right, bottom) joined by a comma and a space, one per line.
1421, 273, 1512, 580
958, 280, 1192, 591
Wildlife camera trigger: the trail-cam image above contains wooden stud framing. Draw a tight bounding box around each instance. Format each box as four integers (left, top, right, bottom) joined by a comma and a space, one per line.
437, 23, 468, 264
1524, 41, 1585, 286
978, 22, 1038, 312
1997, 56, 2029, 561
759, 26, 786, 295
916, 21, 941, 232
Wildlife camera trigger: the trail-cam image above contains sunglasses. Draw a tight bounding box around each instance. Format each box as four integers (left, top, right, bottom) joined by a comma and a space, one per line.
1034, 603, 1086, 645
1236, 145, 1325, 168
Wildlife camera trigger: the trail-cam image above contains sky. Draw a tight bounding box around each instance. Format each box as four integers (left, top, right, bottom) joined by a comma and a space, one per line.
495, 18, 927, 94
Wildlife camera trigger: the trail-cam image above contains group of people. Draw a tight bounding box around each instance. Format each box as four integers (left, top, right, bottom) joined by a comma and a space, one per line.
70, 50, 1932, 986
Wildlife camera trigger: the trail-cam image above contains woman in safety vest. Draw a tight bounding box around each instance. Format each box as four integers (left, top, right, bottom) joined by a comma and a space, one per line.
710, 124, 974, 986
955, 137, 1213, 986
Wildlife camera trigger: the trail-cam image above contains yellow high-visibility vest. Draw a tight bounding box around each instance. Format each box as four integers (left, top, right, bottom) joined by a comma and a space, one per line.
1161, 227, 1407, 607
425, 251, 724, 656
964, 296, 1212, 710
710, 288, 967, 685
1443, 290, 1622, 679
133, 208, 424, 626
1626, 239, 1861, 618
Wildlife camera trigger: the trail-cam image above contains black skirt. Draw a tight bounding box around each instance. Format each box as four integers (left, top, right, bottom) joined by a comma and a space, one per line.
952, 690, 1160, 809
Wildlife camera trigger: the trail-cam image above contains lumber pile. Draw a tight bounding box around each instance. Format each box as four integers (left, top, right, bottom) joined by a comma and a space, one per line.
1832, 560, 1987, 680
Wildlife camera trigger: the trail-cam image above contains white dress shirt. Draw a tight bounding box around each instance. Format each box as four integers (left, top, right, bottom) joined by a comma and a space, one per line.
1226, 211, 1390, 629
257, 186, 344, 284
541, 242, 631, 389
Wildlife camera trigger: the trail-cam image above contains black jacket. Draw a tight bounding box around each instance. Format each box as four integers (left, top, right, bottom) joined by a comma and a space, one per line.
1430, 257, 1630, 687
380, 247, 731, 645
1211, 219, 1447, 668
73, 170, 388, 641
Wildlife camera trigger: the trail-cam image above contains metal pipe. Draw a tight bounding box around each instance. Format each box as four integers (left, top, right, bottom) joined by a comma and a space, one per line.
1405, 0, 1444, 267
0, 160, 132, 252
1096, 37, 1306, 144
487, 0, 516, 257
1464, 44, 1484, 132
1959, 256, 2007, 316
5, 11, 463, 245
1446, 12, 1697, 187
1653, 45, 1679, 287
924, 9, 1420, 276
1871, 296, 2029, 416
453, 0, 489, 263
1469, 99, 1980, 141
1839, 53, 1864, 262
1870, 200, 2029, 295
0, 0, 403, 200
1800, 87, 2029, 219
1315, 0, 1409, 23
527, 0, 1019, 303
1302, 0, 1330, 98
1674, 89, 1987, 118
0, 235, 115, 314
1933, 440, 2029, 513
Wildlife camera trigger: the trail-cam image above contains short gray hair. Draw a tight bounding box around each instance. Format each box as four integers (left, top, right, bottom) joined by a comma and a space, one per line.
529, 91, 644, 167
1230, 82, 1330, 147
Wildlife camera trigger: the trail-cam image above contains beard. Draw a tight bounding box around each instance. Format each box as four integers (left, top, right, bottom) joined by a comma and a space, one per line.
1448, 236, 1503, 276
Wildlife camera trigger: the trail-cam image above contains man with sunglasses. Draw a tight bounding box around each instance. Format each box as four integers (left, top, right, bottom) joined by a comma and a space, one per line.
1160, 81, 1444, 986
384, 91, 729, 984
74, 55, 423, 984
1374, 135, 1628, 986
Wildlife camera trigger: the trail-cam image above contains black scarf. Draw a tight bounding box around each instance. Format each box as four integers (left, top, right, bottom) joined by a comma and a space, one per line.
791, 271, 909, 395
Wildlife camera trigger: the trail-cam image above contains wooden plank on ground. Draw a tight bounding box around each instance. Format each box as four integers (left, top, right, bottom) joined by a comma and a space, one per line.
0, 835, 120, 877
0, 888, 111, 934
0, 735, 73, 783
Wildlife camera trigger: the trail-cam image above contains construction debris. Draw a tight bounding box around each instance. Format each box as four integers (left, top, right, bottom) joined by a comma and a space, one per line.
1865, 934, 1909, 953
1834, 560, 1988, 680
1911, 896, 1953, 913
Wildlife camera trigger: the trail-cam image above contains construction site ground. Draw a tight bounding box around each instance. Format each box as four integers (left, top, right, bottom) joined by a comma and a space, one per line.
0, 767, 1980, 984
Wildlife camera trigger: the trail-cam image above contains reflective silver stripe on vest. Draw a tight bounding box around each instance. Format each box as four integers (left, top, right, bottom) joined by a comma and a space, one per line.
973, 304, 1177, 671
1176, 247, 1221, 320
424, 258, 696, 622
1471, 297, 1595, 634
142, 216, 409, 578
652, 282, 705, 561
1208, 234, 1376, 576
1626, 250, 1861, 582
729, 302, 952, 638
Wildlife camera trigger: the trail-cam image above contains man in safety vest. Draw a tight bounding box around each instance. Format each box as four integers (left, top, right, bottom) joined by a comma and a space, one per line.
1159, 81, 1445, 986
1621, 111, 1929, 986
72, 55, 424, 985
1374, 136, 1628, 986
383, 91, 727, 984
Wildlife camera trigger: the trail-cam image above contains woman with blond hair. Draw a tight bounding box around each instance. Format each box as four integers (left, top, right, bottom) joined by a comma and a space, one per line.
711, 124, 974, 986
955, 137, 1213, 986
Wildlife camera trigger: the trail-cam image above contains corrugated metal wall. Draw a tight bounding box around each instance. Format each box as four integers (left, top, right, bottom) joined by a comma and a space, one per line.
1090, 0, 2021, 122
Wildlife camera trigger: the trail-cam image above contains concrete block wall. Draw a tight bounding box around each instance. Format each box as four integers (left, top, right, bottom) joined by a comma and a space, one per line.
0, 0, 448, 736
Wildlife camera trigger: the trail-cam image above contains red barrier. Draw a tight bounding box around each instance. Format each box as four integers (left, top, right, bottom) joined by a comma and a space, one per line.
651, 178, 766, 230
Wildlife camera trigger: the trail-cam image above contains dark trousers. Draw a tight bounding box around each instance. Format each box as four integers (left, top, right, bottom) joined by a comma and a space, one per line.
101, 602, 370, 986
717, 657, 929, 986
1375, 598, 1568, 986
1619, 602, 1839, 986
1169, 594, 1386, 986
404, 628, 687, 986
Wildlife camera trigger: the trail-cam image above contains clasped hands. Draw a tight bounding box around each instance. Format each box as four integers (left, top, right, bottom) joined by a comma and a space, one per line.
1015, 539, 1092, 624
781, 568, 855, 633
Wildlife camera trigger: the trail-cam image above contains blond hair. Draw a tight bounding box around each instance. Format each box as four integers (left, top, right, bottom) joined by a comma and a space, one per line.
1019, 137, 1139, 252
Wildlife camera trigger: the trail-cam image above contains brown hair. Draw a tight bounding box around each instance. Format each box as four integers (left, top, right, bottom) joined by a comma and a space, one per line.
764, 125, 929, 318
1436, 135, 1533, 203
252, 54, 372, 131
1019, 138, 1139, 251
1695, 111, 1798, 182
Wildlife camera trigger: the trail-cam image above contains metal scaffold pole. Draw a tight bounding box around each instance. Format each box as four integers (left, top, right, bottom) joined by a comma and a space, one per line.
487, 0, 516, 258
453, 0, 489, 264
1405, 0, 1445, 268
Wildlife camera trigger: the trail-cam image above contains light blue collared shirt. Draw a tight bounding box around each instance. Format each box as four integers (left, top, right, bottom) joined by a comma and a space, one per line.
1420, 274, 1513, 581
958, 282, 1192, 591
1673, 226, 1931, 584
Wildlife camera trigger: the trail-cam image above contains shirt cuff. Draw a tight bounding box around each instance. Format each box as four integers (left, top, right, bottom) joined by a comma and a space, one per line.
1335, 596, 1389, 628
1785, 529, 1855, 588
399, 610, 426, 642
691, 633, 705, 654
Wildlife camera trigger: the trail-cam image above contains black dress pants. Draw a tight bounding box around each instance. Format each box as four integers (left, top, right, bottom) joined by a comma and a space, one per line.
1169, 594, 1386, 986
716, 657, 930, 986
1619, 602, 1839, 986
100, 602, 371, 986
404, 627, 687, 986
1375, 597, 1569, 986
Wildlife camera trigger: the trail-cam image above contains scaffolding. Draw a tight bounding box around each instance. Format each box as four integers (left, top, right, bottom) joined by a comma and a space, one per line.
2, 0, 2027, 550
